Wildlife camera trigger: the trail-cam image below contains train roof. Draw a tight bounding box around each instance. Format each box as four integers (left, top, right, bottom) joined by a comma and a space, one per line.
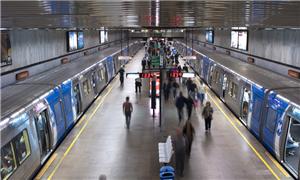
0, 44, 125, 120
275, 88, 300, 106
17, 46, 119, 86
182, 41, 300, 89
1, 84, 52, 119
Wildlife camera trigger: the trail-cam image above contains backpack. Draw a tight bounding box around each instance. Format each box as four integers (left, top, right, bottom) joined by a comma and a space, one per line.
202, 107, 212, 119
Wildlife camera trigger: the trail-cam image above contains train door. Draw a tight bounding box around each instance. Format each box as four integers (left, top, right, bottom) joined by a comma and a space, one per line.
250, 85, 265, 138
73, 83, 82, 117
208, 64, 215, 86
221, 73, 228, 100
283, 107, 300, 176
35, 109, 51, 162
240, 85, 251, 125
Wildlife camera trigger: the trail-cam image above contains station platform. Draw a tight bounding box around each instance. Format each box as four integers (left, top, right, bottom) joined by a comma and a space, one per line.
36, 49, 292, 180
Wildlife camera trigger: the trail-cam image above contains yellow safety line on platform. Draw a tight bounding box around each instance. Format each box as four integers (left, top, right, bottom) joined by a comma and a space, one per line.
47, 85, 113, 180
206, 92, 280, 180
35, 153, 57, 179
265, 151, 290, 177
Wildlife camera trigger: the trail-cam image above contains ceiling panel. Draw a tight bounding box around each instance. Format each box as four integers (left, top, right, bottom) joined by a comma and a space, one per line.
1, 1, 300, 29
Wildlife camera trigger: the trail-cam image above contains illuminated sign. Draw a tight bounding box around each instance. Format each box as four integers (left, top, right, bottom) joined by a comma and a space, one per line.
139, 72, 159, 78
169, 71, 183, 78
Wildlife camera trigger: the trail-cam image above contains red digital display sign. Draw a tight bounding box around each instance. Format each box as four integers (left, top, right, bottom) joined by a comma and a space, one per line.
169, 71, 183, 78
140, 72, 159, 78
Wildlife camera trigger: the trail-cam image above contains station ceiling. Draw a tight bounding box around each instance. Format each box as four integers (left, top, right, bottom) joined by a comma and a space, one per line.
2, 1, 300, 29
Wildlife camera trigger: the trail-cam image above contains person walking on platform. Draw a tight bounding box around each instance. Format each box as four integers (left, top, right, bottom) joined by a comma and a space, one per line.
172, 80, 179, 99
163, 82, 170, 102
186, 78, 193, 92
123, 96, 133, 129
141, 58, 146, 70
175, 92, 186, 125
119, 66, 125, 85
135, 77, 142, 93
182, 121, 195, 157
185, 95, 194, 120
198, 81, 205, 106
183, 64, 188, 72
173, 128, 186, 177
202, 101, 214, 132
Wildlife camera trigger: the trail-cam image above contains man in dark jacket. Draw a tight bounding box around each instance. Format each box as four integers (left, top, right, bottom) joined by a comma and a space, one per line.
175, 92, 186, 125
185, 95, 194, 120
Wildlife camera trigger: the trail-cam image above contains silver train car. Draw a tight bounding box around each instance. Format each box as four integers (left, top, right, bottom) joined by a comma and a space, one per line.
0, 41, 143, 180
175, 40, 300, 178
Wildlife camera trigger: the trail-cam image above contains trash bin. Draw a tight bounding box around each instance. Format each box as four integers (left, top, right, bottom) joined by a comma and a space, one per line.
160, 166, 175, 180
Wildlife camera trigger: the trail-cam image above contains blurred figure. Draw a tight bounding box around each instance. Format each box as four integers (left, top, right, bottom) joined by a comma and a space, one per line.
175, 92, 186, 125
123, 96, 133, 129
173, 128, 186, 177
119, 66, 125, 85
185, 95, 194, 120
202, 101, 214, 132
197, 81, 205, 107
135, 77, 142, 93
183, 121, 195, 156
141, 58, 146, 70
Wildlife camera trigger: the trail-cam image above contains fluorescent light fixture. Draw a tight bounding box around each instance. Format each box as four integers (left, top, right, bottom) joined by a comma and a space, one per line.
182, 56, 196, 60
118, 56, 132, 60
182, 72, 195, 78
126, 73, 140, 79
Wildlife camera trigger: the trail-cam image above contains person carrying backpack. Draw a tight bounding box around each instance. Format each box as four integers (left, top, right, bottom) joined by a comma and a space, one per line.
123, 96, 133, 129
202, 101, 213, 132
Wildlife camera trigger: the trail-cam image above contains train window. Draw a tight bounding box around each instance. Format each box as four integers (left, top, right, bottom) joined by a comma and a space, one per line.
97, 70, 102, 81
1, 143, 16, 180
222, 74, 228, 98
285, 110, 300, 174
12, 130, 31, 165
91, 73, 97, 88
266, 108, 277, 132
73, 84, 82, 116
241, 88, 250, 121
82, 80, 91, 95
229, 81, 238, 99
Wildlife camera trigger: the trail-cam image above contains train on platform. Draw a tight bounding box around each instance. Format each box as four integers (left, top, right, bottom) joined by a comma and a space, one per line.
174, 40, 300, 179
0, 41, 142, 180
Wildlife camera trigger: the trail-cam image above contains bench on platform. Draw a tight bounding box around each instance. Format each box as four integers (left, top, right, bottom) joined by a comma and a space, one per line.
158, 135, 173, 164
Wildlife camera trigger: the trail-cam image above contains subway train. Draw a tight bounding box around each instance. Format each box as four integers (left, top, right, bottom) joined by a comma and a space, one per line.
174, 40, 300, 179
0, 41, 143, 180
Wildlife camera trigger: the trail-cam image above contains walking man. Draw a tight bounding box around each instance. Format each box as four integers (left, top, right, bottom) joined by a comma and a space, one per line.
123, 96, 133, 129
175, 92, 186, 125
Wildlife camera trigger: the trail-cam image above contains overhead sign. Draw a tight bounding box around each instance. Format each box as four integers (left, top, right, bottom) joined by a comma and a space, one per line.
182, 56, 196, 60
118, 56, 132, 60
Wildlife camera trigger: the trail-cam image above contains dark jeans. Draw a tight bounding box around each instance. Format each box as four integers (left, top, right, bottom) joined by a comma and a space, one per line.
177, 108, 183, 123
125, 112, 131, 129
205, 118, 212, 130
175, 153, 185, 176
135, 84, 141, 93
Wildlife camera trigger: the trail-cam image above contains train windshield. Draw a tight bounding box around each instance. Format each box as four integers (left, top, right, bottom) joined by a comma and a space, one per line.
285, 107, 300, 175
